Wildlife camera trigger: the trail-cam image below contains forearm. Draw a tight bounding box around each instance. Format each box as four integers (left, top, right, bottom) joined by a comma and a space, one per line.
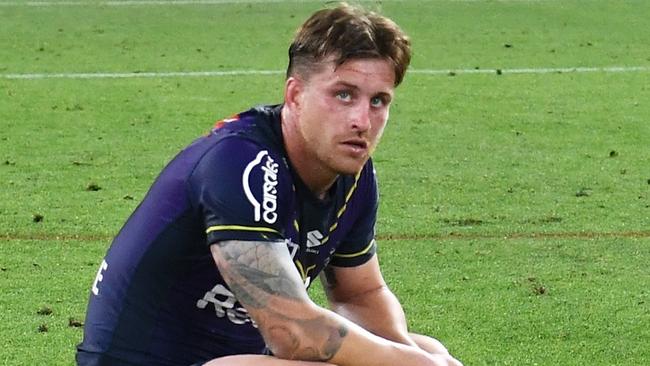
330, 285, 416, 346
235, 287, 436, 365
316, 259, 461, 365
230, 282, 438, 365
211, 242, 442, 366
304, 305, 445, 366
326, 291, 459, 365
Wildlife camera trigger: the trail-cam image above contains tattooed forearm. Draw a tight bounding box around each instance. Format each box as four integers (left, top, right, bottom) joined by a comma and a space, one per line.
317, 322, 348, 360
266, 312, 349, 361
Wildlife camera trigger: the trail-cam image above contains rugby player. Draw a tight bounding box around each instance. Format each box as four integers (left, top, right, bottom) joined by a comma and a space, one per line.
76, 3, 463, 366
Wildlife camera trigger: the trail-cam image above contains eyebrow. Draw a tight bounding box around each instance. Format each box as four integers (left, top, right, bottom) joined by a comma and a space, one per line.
332, 81, 360, 91
332, 81, 394, 99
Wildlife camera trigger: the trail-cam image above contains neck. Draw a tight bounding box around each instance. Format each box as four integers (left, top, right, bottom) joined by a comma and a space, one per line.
281, 106, 338, 199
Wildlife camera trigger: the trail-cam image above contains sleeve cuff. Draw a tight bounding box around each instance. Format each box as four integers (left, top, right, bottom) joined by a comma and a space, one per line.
206, 224, 283, 245
329, 239, 377, 267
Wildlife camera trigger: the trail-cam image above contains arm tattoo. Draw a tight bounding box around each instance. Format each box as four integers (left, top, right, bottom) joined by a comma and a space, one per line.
215, 240, 307, 308
213, 240, 349, 361
268, 316, 349, 361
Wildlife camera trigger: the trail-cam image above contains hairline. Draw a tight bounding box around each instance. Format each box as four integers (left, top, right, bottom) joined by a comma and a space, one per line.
288, 54, 399, 86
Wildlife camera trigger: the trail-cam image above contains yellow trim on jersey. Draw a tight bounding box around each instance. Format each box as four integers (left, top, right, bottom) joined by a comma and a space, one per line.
344, 171, 362, 202
336, 204, 347, 219
292, 170, 364, 257
294, 260, 316, 281
205, 225, 280, 235
319, 172, 363, 248
333, 239, 376, 258
335, 171, 362, 219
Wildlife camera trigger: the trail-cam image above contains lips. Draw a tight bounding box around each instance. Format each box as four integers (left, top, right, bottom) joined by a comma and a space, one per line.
341, 139, 368, 150
340, 139, 369, 157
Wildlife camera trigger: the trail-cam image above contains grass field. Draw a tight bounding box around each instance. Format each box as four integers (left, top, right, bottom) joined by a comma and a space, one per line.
1, 0, 649, 365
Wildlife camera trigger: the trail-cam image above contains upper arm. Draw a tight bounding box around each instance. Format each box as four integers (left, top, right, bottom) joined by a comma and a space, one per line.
210, 240, 310, 309
321, 253, 387, 303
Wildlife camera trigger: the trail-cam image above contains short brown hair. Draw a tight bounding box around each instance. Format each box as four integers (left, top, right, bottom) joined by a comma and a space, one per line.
287, 3, 411, 86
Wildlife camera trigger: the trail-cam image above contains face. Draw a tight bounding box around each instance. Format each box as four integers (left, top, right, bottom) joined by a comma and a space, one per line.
289, 58, 396, 177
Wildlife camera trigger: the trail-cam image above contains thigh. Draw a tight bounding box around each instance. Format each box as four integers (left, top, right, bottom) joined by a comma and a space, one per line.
203, 355, 335, 366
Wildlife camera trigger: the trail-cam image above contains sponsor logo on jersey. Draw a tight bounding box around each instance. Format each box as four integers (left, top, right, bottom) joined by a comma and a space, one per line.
197, 284, 257, 327
286, 238, 299, 259
243, 150, 279, 224
306, 230, 324, 248
91, 259, 108, 296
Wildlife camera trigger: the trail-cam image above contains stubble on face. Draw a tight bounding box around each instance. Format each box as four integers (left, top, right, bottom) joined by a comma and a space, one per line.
297, 59, 394, 173
282, 57, 395, 197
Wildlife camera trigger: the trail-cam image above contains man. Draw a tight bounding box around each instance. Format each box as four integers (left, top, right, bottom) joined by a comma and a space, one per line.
77, 4, 462, 366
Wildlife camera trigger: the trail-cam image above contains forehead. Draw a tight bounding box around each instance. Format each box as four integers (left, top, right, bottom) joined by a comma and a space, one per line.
307, 58, 396, 94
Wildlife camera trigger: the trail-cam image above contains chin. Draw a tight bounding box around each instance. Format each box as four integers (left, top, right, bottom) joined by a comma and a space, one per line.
332, 161, 366, 176
337, 168, 361, 176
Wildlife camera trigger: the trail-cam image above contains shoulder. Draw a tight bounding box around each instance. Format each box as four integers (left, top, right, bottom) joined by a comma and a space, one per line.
194, 105, 287, 179
209, 104, 283, 148
190, 135, 292, 204
188, 117, 294, 235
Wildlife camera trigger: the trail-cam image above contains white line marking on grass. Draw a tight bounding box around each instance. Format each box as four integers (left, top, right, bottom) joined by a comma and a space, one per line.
1, 70, 284, 79
2, 66, 649, 80
411, 66, 650, 75
0, 0, 333, 6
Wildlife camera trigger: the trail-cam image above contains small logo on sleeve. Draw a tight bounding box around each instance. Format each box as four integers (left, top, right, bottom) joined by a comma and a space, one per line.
242, 150, 279, 224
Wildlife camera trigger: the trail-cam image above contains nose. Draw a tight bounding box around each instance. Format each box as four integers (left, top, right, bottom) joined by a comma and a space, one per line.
350, 102, 371, 133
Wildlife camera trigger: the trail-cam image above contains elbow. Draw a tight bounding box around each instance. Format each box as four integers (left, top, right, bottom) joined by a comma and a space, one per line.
260, 310, 347, 362
263, 325, 313, 360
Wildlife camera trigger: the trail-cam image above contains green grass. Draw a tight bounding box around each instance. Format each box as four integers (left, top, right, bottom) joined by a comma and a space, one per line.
378, 238, 650, 366
1, 0, 649, 365
378, 71, 650, 235
0, 240, 105, 365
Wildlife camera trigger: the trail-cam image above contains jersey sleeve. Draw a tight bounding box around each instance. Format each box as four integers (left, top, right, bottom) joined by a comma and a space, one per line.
188, 137, 292, 245
329, 162, 378, 267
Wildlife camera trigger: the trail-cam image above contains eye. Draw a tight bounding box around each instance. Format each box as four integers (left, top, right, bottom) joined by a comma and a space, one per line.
336, 90, 352, 102
372, 95, 392, 108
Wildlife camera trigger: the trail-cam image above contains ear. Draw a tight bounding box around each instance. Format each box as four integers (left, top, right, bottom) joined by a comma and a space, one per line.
284, 76, 303, 111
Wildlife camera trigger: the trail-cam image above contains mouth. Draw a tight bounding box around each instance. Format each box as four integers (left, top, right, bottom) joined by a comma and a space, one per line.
340, 139, 369, 154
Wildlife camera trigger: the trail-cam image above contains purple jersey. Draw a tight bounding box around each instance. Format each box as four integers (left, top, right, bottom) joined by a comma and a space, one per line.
76, 105, 378, 366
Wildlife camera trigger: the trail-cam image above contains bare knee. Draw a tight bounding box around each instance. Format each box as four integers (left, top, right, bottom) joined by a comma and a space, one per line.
204, 355, 335, 366
409, 333, 450, 355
